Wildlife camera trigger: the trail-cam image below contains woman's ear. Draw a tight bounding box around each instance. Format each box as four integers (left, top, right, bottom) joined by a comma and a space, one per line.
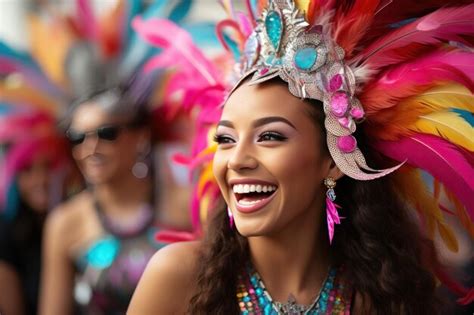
327, 159, 344, 181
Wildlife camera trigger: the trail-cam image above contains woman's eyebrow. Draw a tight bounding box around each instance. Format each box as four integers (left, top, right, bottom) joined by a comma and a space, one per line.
252, 116, 296, 129
217, 116, 296, 130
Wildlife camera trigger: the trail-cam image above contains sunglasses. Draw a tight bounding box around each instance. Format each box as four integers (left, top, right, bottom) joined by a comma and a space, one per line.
66, 124, 134, 146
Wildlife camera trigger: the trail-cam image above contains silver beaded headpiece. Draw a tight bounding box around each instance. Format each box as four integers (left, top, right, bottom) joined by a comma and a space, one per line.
233, 0, 402, 180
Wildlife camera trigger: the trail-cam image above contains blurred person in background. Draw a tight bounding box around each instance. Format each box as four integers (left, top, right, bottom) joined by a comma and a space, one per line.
0, 0, 225, 313
0, 111, 79, 315
39, 83, 184, 314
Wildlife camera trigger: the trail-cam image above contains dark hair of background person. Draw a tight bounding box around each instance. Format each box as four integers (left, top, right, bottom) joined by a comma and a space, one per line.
187, 79, 442, 314
0, 197, 46, 315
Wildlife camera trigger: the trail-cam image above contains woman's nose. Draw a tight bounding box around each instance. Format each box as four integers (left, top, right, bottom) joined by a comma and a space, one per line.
227, 142, 258, 171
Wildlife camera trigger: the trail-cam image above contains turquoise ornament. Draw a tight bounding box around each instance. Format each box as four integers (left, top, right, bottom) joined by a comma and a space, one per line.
265, 10, 283, 51
85, 236, 120, 269
294, 46, 318, 71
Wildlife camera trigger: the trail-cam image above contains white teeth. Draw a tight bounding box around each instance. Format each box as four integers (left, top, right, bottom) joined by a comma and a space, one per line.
232, 184, 277, 194
243, 184, 250, 193
238, 199, 263, 205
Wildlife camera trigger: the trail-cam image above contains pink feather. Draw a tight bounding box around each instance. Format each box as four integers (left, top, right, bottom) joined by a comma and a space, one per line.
361, 50, 474, 113
132, 17, 221, 87
358, 4, 474, 69
75, 0, 98, 40
375, 133, 474, 221
326, 197, 342, 243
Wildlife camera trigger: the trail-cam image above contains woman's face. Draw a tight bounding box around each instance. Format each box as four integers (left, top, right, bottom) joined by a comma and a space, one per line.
69, 102, 148, 185
17, 158, 50, 213
213, 81, 334, 236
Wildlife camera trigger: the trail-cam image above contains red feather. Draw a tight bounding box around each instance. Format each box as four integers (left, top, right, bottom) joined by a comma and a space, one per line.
333, 0, 379, 58
375, 133, 474, 221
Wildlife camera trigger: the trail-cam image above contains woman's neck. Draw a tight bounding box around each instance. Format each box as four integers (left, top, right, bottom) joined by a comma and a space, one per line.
247, 206, 330, 305
93, 175, 152, 214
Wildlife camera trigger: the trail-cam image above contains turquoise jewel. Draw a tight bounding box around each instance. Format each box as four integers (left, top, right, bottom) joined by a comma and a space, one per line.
265, 10, 283, 51
264, 303, 273, 315
85, 236, 120, 269
294, 46, 318, 71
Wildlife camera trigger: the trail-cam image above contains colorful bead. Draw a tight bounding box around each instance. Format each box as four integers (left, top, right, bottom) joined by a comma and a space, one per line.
236, 266, 352, 314
350, 107, 364, 120
85, 236, 120, 269
337, 135, 357, 153
328, 74, 343, 92
330, 92, 349, 117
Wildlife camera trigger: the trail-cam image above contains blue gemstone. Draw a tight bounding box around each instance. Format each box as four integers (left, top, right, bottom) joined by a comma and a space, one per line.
259, 297, 266, 305
294, 47, 318, 71
243, 296, 251, 302
264, 303, 273, 315
265, 10, 283, 50
256, 288, 263, 296
327, 188, 336, 201
85, 236, 120, 269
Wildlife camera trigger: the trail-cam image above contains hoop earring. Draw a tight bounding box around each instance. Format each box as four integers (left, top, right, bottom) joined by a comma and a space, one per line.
132, 143, 150, 179
324, 177, 342, 243
227, 206, 234, 228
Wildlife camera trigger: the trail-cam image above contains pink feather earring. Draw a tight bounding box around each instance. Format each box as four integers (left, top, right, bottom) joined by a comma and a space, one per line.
324, 177, 342, 243
227, 206, 234, 228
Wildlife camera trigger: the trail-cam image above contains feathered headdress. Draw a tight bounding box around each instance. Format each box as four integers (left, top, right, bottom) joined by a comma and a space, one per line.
134, 0, 474, 302
0, 0, 201, 215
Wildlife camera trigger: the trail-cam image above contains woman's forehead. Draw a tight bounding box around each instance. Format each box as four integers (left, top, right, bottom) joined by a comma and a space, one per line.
222, 81, 308, 121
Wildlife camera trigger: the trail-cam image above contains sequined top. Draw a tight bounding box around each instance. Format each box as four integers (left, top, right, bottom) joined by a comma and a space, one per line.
73, 204, 166, 315
236, 266, 353, 315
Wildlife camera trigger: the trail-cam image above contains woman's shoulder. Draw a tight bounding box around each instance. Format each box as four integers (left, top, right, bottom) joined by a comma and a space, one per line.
43, 190, 94, 249
127, 240, 202, 314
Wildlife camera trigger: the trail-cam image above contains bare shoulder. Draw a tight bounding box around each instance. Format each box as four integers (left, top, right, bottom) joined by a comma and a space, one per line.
127, 241, 202, 315
44, 190, 92, 249
47, 190, 91, 227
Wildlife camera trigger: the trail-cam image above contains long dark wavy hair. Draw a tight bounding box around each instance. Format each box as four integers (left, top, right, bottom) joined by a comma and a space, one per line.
188, 80, 441, 314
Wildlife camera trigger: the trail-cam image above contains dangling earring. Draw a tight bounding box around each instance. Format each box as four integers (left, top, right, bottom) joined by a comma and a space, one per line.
324, 177, 342, 243
227, 206, 234, 228
132, 142, 150, 179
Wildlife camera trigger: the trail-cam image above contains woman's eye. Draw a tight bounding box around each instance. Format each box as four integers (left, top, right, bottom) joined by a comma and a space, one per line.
258, 132, 287, 142
213, 134, 235, 144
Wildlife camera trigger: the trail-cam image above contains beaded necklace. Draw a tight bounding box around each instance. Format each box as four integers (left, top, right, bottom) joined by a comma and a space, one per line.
236, 266, 352, 315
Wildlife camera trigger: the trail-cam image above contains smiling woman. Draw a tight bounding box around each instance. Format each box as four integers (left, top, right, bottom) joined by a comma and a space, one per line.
213, 80, 335, 239
127, 0, 474, 314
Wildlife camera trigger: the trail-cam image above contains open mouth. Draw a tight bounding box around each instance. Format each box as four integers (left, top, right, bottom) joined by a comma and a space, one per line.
232, 184, 278, 206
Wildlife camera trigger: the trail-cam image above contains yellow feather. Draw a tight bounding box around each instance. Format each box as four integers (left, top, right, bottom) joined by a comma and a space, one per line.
295, 0, 311, 16
407, 84, 474, 112
442, 184, 474, 239
28, 14, 75, 87
437, 221, 459, 252
0, 81, 61, 116
410, 111, 474, 152
392, 168, 459, 252
197, 163, 215, 196
367, 84, 474, 141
